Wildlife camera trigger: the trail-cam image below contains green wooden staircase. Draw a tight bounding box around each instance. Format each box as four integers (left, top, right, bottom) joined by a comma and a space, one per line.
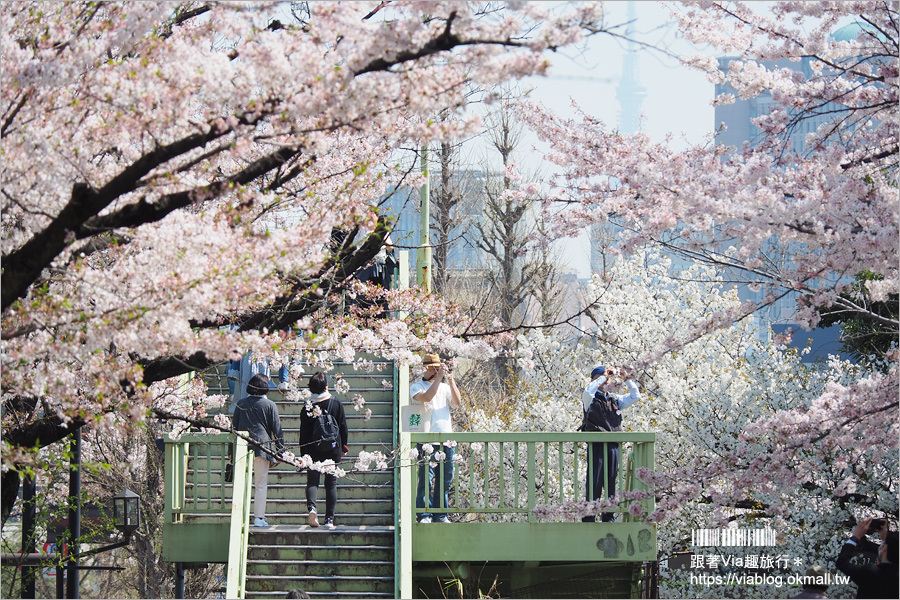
165, 354, 658, 599
211, 361, 399, 599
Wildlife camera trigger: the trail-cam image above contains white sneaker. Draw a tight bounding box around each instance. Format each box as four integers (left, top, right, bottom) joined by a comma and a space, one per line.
324, 518, 336, 529
435, 515, 451, 523
308, 510, 320, 527
418, 516, 432, 524
253, 517, 270, 527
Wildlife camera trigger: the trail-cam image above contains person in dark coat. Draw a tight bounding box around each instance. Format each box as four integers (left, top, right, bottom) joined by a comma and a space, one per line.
579, 365, 641, 522
233, 373, 284, 528
299, 372, 348, 529
836, 517, 898, 599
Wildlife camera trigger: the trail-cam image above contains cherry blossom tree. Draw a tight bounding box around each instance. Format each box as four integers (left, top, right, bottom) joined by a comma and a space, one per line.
515, 0, 897, 506
469, 248, 897, 598
0, 1, 609, 523
524, 1, 897, 334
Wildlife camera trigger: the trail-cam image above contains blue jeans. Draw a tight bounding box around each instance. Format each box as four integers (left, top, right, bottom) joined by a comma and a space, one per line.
416, 443, 455, 520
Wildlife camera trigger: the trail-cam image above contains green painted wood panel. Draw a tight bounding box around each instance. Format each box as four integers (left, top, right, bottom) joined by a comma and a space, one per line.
412, 522, 656, 563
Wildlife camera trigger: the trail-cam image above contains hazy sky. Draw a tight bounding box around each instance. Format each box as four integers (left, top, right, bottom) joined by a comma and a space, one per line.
529, 1, 714, 145
512, 1, 717, 278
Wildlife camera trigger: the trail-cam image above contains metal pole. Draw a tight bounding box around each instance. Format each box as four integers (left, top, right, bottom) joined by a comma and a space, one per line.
66, 428, 81, 599
175, 562, 185, 598
22, 472, 36, 598
417, 144, 432, 292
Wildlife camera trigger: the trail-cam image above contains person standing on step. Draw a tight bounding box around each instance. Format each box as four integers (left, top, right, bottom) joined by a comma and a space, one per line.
299, 372, 348, 530
579, 365, 641, 523
233, 373, 285, 528
227, 350, 292, 413
411, 353, 462, 524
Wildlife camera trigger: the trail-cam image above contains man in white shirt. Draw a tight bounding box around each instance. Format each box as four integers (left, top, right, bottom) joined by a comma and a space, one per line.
580, 365, 641, 522
410, 352, 462, 523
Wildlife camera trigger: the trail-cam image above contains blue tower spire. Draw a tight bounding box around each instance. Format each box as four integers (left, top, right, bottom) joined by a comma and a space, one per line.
616, 1, 647, 134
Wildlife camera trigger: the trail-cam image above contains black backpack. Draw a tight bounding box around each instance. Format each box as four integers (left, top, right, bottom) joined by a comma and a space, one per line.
309, 401, 340, 454
580, 390, 623, 432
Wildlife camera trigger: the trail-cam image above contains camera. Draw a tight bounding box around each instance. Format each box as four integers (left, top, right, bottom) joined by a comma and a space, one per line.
868, 518, 886, 534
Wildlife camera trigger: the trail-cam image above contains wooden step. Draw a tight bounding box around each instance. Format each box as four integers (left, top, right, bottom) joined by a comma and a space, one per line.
269, 470, 394, 487
262, 483, 394, 501
248, 560, 392, 579
256, 513, 393, 527
204, 358, 398, 599
254, 497, 392, 514
245, 574, 394, 596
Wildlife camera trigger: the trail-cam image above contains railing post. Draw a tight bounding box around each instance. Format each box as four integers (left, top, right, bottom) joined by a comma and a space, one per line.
623, 450, 634, 523
527, 442, 536, 523
646, 439, 656, 515
396, 336, 413, 596
392, 250, 413, 599
602, 441, 609, 507
586, 441, 593, 507
225, 436, 252, 600
498, 441, 505, 509
164, 438, 187, 524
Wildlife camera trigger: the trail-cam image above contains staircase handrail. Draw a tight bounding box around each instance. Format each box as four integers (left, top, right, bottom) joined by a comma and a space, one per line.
225, 436, 253, 600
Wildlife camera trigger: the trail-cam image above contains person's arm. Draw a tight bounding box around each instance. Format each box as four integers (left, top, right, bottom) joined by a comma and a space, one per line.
298, 409, 311, 453
413, 372, 446, 404
837, 519, 873, 582
446, 371, 462, 408
582, 378, 603, 413
616, 379, 642, 410
271, 403, 285, 457
232, 403, 243, 431
335, 398, 349, 456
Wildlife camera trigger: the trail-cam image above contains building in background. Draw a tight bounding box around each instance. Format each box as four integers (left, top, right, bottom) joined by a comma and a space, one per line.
380, 169, 488, 276
711, 24, 874, 360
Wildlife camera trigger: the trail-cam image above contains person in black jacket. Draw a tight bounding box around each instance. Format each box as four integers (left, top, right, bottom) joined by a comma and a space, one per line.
299, 372, 349, 529
836, 517, 898, 599
579, 365, 641, 522
233, 373, 285, 528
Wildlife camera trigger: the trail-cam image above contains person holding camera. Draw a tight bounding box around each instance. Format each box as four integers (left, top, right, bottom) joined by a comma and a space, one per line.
836, 517, 898, 599
410, 352, 462, 524
579, 365, 641, 522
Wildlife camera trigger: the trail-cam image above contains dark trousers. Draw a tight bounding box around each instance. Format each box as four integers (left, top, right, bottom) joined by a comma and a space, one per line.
307, 466, 338, 519
583, 441, 619, 522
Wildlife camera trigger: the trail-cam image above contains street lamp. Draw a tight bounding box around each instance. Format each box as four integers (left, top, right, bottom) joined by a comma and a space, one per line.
113, 488, 141, 536
2, 486, 142, 599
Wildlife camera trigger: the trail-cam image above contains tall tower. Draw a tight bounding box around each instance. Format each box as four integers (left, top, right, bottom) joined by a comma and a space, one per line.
615, 1, 647, 135
590, 1, 646, 277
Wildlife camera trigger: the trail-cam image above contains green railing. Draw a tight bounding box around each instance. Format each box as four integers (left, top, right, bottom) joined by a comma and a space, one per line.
164, 433, 253, 599
409, 432, 655, 522
164, 433, 235, 520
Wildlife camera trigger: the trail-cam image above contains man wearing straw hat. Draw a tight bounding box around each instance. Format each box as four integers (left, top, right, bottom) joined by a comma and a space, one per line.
411, 352, 462, 524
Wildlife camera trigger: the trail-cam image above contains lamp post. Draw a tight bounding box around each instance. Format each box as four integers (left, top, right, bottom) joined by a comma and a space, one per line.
417, 144, 432, 293
113, 489, 141, 537
67, 488, 142, 598
1, 487, 140, 598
